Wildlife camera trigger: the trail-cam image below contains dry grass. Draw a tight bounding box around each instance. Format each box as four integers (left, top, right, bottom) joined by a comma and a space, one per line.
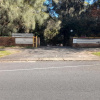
93, 52, 100, 56
0, 50, 20, 57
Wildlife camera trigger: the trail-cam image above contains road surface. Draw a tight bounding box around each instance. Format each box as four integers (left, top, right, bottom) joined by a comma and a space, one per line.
0, 61, 100, 100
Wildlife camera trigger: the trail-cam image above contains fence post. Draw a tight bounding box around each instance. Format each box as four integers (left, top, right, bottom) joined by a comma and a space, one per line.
36, 36, 37, 48
33, 36, 37, 47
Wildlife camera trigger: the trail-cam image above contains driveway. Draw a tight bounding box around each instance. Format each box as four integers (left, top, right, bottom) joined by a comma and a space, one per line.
0, 46, 100, 61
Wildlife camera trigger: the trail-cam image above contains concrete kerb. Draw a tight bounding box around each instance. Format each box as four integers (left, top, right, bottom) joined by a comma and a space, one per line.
0, 57, 100, 62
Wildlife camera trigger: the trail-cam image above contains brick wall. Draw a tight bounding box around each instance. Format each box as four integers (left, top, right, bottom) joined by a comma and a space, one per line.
0, 37, 15, 46
0, 37, 39, 47
73, 43, 100, 48
70, 37, 100, 48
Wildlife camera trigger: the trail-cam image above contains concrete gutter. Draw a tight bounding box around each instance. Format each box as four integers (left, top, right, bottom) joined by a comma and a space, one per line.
0, 57, 100, 62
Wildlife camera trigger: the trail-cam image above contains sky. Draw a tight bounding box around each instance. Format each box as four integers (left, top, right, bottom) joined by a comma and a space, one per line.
84, 0, 98, 5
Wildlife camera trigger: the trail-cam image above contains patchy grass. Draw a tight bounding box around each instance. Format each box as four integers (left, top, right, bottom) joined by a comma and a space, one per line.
0, 46, 5, 49
0, 46, 34, 49
93, 52, 100, 56
0, 50, 20, 57
0, 51, 12, 57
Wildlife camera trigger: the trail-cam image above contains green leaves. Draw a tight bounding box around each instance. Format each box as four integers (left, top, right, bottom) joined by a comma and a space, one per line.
0, 0, 49, 35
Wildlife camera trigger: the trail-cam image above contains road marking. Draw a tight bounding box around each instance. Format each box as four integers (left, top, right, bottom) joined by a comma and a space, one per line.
0, 66, 78, 72
0, 61, 36, 63
0, 64, 100, 72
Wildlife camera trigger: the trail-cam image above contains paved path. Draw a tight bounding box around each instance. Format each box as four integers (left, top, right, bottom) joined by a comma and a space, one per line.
0, 46, 100, 61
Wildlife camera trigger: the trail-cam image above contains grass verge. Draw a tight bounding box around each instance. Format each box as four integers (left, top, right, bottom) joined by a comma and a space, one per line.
0, 50, 20, 57
0, 51, 12, 57
0, 46, 5, 49
93, 52, 100, 56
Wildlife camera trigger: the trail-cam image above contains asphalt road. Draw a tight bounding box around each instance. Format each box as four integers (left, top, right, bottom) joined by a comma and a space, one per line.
0, 61, 100, 100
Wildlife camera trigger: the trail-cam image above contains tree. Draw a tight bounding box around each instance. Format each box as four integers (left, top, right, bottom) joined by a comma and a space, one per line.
51, 0, 85, 45
0, 0, 49, 36
42, 0, 86, 45
53, 0, 100, 45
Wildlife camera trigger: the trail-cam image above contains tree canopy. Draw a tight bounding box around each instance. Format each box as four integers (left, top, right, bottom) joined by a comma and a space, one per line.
0, 0, 49, 35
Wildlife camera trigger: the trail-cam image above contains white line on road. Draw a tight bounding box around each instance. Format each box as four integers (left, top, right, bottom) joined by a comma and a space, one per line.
0, 61, 36, 63
0, 66, 78, 72
0, 64, 100, 72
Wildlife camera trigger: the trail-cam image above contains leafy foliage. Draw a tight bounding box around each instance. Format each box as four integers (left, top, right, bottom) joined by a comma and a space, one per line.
44, 19, 61, 39
0, 0, 49, 35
